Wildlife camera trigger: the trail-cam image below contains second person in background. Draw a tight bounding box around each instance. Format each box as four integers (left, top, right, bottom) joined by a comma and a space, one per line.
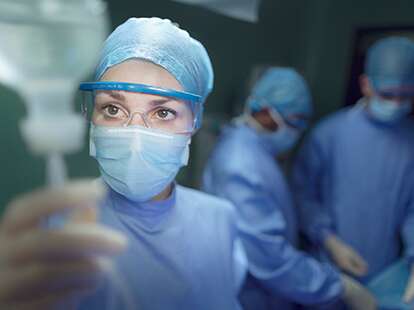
203, 67, 376, 310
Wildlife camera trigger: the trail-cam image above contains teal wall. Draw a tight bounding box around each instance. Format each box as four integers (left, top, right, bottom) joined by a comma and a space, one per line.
1, 0, 414, 210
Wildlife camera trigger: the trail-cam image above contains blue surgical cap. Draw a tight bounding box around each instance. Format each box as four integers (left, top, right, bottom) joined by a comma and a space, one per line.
95, 17, 214, 104
365, 36, 414, 96
247, 67, 313, 119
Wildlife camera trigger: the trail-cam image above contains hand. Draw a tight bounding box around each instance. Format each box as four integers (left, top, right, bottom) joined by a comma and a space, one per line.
341, 274, 377, 310
403, 265, 414, 304
0, 180, 127, 309
325, 234, 368, 277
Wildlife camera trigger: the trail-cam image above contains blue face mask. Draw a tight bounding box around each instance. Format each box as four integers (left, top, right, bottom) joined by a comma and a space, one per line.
261, 126, 300, 155
243, 111, 301, 155
90, 124, 191, 202
368, 96, 412, 123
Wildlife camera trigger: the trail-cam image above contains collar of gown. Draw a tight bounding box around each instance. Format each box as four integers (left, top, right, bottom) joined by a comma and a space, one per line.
106, 184, 177, 231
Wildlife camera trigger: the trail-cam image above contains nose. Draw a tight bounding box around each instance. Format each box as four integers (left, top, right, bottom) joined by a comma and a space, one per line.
125, 111, 150, 127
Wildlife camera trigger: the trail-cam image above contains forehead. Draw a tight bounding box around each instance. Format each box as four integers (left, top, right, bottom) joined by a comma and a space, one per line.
100, 59, 184, 92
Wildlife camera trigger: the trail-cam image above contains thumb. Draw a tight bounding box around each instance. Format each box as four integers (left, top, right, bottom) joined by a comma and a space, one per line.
348, 249, 368, 275
403, 269, 414, 304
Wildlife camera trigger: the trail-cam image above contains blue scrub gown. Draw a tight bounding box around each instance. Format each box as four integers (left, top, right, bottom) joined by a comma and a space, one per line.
292, 103, 414, 284
203, 124, 343, 310
77, 184, 242, 310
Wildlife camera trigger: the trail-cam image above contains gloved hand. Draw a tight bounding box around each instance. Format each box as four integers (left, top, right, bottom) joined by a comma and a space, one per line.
325, 234, 368, 277
403, 264, 414, 304
0, 180, 127, 309
341, 274, 377, 310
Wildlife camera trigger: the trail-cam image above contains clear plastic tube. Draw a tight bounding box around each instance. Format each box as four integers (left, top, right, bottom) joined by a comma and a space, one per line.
46, 153, 67, 187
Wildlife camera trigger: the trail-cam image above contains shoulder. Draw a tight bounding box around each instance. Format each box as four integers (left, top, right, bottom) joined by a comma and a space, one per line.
312, 108, 351, 137
302, 107, 353, 149
176, 185, 237, 222
214, 125, 256, 155
209, 125, 269, 177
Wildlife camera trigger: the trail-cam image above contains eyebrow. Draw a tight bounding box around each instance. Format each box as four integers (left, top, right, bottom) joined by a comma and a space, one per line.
97, 90, 126, 101
149, 98, 176, 106
96, 91, 177, 106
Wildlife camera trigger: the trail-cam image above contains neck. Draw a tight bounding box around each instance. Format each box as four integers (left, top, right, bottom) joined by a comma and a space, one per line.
152, 183, 173, 201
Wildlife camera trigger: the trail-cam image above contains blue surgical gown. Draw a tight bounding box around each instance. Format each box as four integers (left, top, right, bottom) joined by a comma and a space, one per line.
77, 184, 242, 310
203, 124, 343, 309
292, 103, 414, 283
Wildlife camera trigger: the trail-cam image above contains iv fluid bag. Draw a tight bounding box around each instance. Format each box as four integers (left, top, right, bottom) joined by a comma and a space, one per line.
0, 0, 107, 89
0, 0, 109, 154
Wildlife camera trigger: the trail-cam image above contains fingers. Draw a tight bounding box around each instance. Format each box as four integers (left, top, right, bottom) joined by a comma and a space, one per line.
346, 251, 368, 276
7, 224, 127, 265
330, 239, 368, 277
0, 258, 106, 302
0, 285, 95, 310
1, 179, 105, 235
0, 181, 122, 308
403, 269, 414, 303
341, 274, 377, 310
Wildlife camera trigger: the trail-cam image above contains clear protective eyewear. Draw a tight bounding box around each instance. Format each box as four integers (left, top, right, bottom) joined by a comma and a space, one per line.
376, 86, 414, 102
268, 107, 309, 131
79, 81, 202, 134
269, 109, 307, 131
249, 97, 309, 130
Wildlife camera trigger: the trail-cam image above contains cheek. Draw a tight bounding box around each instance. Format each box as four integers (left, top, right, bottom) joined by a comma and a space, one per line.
262, 114, 279, 131
91, 109, 106, 125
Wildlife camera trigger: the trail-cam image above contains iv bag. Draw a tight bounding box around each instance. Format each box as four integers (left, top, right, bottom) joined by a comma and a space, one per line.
0, 0, 109, 155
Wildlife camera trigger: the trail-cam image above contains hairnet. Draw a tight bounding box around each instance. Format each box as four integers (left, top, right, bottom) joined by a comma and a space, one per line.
95, 17, 214, 104
365, 36, 414, 96
246, 67, 312, 118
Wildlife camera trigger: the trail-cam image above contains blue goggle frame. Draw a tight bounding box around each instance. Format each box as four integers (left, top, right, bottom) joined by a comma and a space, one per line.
79, 81, 202, 103
377, 88, 414, 99
79, 81, 203, 131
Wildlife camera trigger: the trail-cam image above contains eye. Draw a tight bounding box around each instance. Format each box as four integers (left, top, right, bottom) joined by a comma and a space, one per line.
155, 108, 176, 120
106, 105, 119, 115
100, 104, 128, 119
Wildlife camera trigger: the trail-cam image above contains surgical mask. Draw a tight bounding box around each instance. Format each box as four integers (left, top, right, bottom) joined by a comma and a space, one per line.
368, 96, 412, 123
243, 109, 301, 155
90, 124, 190, 202
261, 125, 300, 155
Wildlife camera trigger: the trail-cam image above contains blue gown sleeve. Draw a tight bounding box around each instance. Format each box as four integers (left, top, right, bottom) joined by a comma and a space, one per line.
292, 131, 335, 246
215, 171, 343, 305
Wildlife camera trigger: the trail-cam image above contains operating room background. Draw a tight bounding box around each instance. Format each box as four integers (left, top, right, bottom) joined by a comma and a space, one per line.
1, 0, 414, 211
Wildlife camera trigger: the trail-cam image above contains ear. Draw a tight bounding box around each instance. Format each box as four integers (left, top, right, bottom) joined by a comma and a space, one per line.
359, 74, 375, 98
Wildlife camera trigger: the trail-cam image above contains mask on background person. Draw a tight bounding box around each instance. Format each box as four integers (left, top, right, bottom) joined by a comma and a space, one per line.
243, 109, 301, 155
368, 96, 412, 124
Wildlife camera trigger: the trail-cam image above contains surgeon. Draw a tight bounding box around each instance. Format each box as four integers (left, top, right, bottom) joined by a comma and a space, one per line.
203, 67, 376, 310
0, 17, 243, 309
292, 36, 414, 309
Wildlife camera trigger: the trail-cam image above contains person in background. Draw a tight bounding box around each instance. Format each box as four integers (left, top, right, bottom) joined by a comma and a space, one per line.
292, 36, 414, 309
203, 67, 376, 310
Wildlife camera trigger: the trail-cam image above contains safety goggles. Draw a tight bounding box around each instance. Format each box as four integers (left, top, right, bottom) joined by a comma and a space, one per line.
79, 81, 202, 134
370, 77, 414, 100
248, 97, 309, 130
268, 108, 309, 130
376, 88, 414, 102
